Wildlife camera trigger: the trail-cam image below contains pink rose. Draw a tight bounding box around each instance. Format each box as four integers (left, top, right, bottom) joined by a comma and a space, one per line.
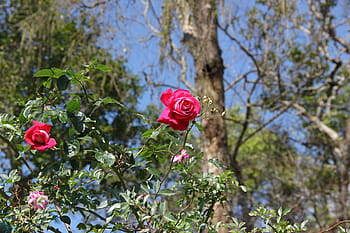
157, 89, 200, 130
172, 149, 190, 162
28, 190, 49, 211
24, 121, 57, 152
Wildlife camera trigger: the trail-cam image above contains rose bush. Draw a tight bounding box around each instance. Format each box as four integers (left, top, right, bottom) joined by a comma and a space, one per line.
24, 121, 57, 152
0, 67, 310, 232
157, 88, 200, 130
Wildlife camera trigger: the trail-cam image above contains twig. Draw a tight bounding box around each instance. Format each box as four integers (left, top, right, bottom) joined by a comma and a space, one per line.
81, 0, 107, 9
54, 203, 73, 233
241, 104, 291, 145
75, 206, 106, 221
317, 220, 350, 233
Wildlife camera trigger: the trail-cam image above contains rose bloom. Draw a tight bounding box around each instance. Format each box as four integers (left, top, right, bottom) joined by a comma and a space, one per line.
157, 89, 200, 130
24, 121, 57, 152
172, 149, 190, 163
28, 190, 49, 211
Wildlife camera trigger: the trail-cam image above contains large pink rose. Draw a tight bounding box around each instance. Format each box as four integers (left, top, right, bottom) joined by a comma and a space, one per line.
157, 89, 200, 130
24, 121, 57, 152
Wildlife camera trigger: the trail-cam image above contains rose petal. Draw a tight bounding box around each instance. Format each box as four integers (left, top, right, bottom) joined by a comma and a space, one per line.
32, 130, 50, 144
32, 121, 51, 133
160, 89, 174, 106
157, 108, 172, 125
172, 154, 183, 162
46, 138, 57, 148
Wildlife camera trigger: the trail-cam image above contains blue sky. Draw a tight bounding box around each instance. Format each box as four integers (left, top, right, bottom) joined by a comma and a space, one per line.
3, 0, 349, 231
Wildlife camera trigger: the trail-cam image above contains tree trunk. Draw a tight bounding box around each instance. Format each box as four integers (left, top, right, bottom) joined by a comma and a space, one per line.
180, 1, 232, 232
338, 118, 350, 220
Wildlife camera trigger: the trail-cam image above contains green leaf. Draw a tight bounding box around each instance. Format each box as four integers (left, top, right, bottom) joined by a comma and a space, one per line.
58, 111, 68, 124
42, 78, 53, 88
60, 215, 71, 224
66, 99, 80, 112
94, 97, 125, 108
22, 106, 32, 120
208, 158, 227, 169
7, 169, 20, 183
97, 200, 108, 209
95, 64, 111, 72
108, 203, 121, 213
146, 167, 162, 178
163, 214, 177, 222
1, 124, 16, 131
77, 223, 86, 230
95, 151, 115, 167
51, 68, 66, 78
33, 69, 54, 77
64, 139, 80, 158
240, 185, 247, 192
57, 75, 70, 90
195, 122, 203, 131
68, 111, 86, 133
158, 189, 177, 196
153, 180, 160, 193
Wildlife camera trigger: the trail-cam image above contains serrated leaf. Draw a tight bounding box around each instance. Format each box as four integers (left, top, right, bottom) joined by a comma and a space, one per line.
33, 69, 53, 77
95, 151, 115, 167
64, 139, 80, 158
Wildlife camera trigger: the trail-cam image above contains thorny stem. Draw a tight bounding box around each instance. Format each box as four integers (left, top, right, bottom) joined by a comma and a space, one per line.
156, 121, 195, 197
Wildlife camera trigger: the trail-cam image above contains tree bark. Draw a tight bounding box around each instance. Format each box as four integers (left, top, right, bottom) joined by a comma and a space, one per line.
338, 118, 350, 220
180, 1, 232, 232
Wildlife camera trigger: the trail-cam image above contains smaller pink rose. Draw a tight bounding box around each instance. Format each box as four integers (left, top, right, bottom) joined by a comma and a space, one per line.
28, 190, 49, 211
24, 121, 57, 152
157, 89, 200, 131
172, 149, 190, 163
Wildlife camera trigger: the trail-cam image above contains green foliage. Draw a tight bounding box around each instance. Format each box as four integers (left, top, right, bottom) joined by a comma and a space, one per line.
0, 65, 310, 232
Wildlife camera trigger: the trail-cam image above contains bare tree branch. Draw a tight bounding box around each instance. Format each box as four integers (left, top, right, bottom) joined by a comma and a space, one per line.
241, 104, 292, 145
281, 101, 339, 142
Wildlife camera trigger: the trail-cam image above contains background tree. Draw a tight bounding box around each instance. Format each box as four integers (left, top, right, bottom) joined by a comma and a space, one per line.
1, 0, 350, 232
108, 0, 350, 231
